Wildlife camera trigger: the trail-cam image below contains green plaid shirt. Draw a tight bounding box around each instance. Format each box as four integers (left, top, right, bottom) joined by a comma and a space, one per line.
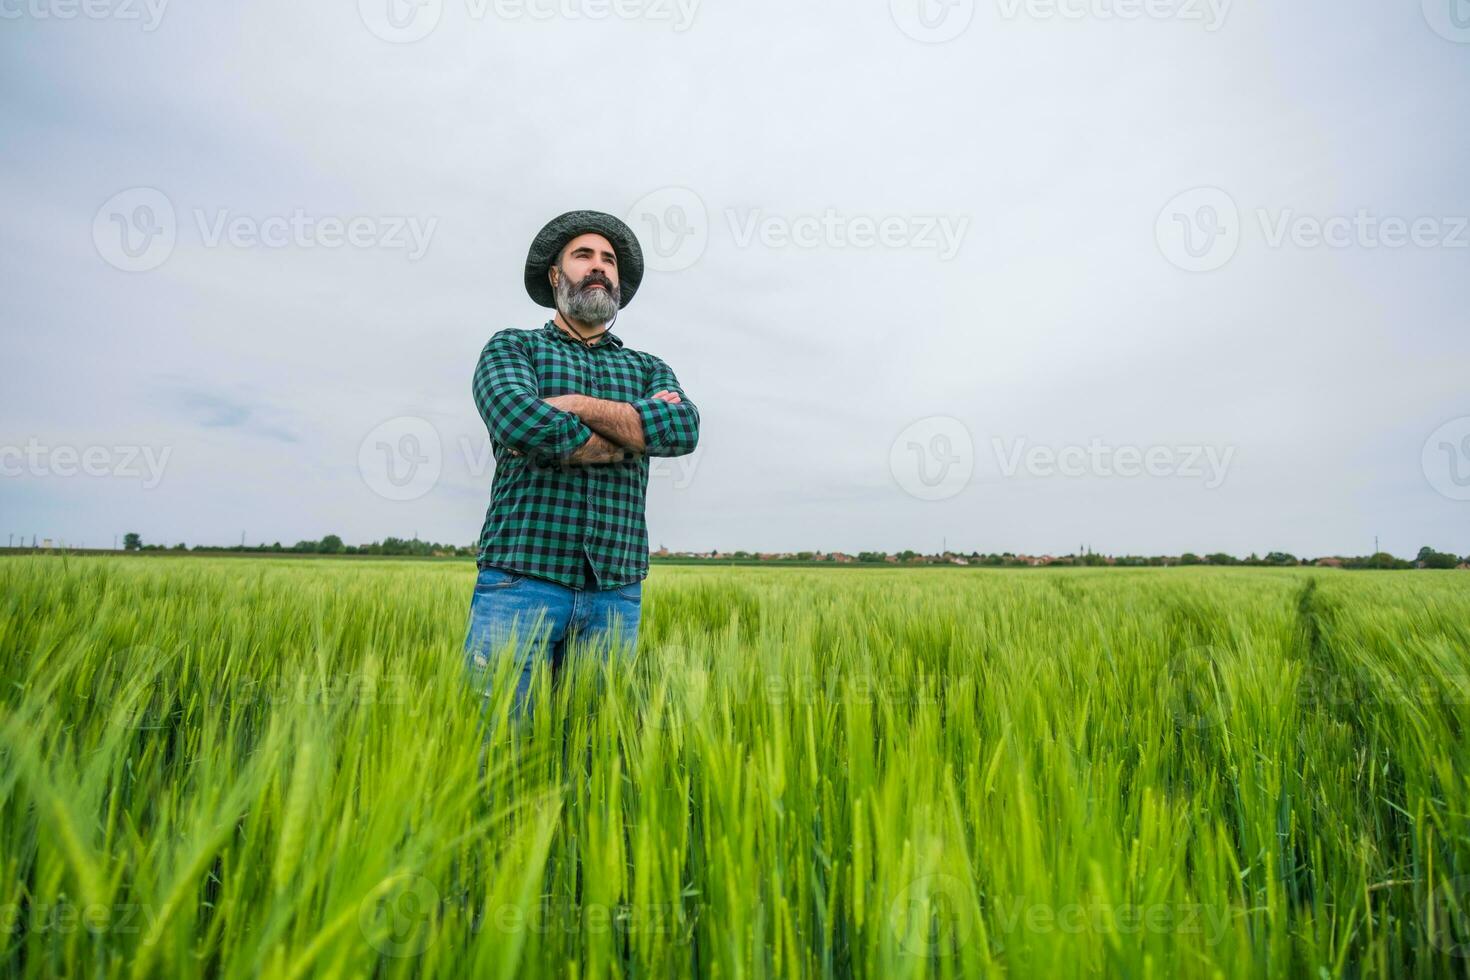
471, 320, 700, 590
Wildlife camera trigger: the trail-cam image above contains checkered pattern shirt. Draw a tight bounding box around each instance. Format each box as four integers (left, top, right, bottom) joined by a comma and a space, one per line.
471, 320, 700, 590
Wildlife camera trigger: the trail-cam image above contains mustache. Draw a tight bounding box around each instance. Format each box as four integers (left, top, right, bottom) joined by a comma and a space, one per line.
576, 273, 615, 293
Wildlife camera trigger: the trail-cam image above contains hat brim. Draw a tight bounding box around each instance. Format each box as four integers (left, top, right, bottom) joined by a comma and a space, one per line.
524, 210, 644, 310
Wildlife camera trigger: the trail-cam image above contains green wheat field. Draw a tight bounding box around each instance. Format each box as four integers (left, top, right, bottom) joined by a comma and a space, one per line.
2, 556, 1469, 978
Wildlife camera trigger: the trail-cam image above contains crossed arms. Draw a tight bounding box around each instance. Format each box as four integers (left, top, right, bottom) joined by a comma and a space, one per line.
472, 331, 701, 468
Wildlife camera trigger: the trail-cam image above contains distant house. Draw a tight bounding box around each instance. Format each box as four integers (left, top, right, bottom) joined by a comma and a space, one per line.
1314, 557, 1344, 568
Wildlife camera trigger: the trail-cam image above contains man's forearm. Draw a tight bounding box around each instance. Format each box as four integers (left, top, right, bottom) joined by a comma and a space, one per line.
564, 431, 637, 465
552, 395, 646, 452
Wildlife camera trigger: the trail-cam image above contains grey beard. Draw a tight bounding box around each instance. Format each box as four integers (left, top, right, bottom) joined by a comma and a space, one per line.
555, 271, 619, 325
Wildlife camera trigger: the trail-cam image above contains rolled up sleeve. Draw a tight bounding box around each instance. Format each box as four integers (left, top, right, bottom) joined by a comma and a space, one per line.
473, 331, 593, 464
632, 356, 700, 458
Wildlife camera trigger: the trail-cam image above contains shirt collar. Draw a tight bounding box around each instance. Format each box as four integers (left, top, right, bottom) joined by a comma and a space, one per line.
543, 319, 623, 350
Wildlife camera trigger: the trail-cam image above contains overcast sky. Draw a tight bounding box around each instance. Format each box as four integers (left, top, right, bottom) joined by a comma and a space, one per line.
2, 0, 1468, 558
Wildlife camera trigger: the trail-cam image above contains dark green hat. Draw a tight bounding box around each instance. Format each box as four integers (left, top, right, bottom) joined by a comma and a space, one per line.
524, 209, 644, 310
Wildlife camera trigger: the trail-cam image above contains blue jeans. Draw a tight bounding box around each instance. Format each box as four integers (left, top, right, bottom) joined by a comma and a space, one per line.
462, 565, 642, 719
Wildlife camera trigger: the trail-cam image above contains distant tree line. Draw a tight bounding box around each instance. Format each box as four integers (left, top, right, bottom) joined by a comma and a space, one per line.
121, 533, 474, 558
111, 535, 1467, 569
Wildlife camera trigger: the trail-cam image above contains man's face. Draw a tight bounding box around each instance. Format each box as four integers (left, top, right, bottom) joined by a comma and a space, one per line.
551, 232, 620, 325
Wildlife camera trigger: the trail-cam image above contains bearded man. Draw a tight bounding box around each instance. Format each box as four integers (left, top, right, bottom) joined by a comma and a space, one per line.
464, 209, 701, 718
